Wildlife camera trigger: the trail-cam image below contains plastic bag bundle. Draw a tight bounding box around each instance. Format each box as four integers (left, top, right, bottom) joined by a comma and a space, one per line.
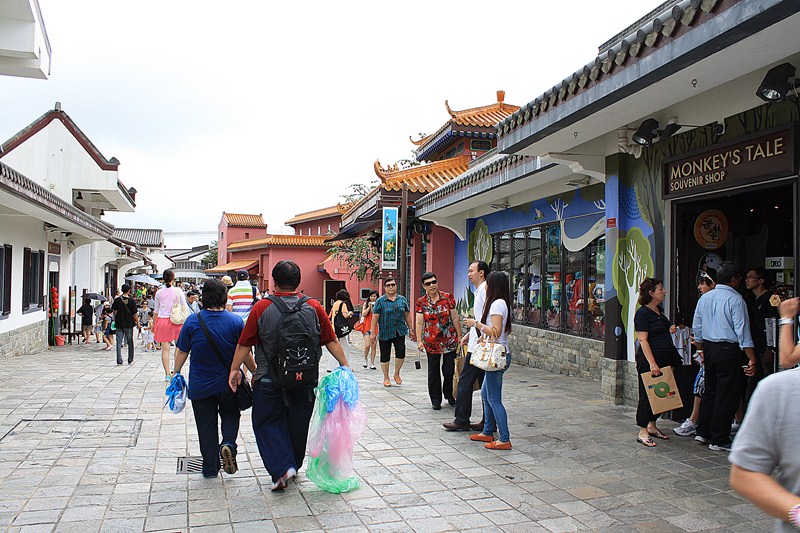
164, 373, 187, 414
306, 366, 366, 493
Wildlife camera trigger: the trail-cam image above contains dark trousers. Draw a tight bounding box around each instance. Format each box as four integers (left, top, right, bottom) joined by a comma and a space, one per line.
192, 389, 240, 477
115, 328, 134, 364
427, 351, 456, 407
251, 379, 314, 482
378, 335, 406, 363
635, 349, 676, 428
744, 357, 765, 412
697, 341, 747, 445
453, 352, 485, 426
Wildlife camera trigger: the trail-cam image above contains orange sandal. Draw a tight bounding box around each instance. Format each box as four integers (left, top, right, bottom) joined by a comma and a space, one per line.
394, 375, 402, 385
383, 380, 392, 387
485, 440, 512, 450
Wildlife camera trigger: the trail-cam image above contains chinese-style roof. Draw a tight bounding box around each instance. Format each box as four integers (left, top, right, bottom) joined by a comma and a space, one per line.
112, 228, 163, 248
205, 259, 258, 274
497, 0, 728, 141
227, 234, 330, 252
415, 91, 519, 162
373, 155, 471, 192
223, 213, 267, 228
285, 205, 341, 225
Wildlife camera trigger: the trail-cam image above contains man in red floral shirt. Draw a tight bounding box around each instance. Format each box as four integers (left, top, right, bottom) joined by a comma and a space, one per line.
415, 272, 462, 410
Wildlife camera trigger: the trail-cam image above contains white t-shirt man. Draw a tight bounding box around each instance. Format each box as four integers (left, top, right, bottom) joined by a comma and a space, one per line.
467, 281, 487, 353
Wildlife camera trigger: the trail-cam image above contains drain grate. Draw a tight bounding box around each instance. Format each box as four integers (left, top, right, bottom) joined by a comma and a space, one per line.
176, 456, 204, 474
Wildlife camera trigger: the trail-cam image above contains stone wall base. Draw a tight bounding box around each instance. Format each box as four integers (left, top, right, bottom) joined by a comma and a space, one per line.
0, 320, 48, 358
508, 325, 604, 380
508, 325, 639, 407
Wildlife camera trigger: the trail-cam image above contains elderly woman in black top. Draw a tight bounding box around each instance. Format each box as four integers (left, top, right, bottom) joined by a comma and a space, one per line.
634, 277, 679, 447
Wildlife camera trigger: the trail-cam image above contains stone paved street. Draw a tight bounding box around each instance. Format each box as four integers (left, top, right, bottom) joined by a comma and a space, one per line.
0, 334, 769, 532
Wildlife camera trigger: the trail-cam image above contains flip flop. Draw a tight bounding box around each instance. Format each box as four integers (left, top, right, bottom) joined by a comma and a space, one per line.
383, 380, 392, 387
637, 436, 657, 447
649, 430, 670, 440
394, 376, 403, 385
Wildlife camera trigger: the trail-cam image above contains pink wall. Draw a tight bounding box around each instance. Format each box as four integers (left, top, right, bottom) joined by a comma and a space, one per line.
217, 215, 268, 266
426, 225, 456, 296
290, 214, 340, 237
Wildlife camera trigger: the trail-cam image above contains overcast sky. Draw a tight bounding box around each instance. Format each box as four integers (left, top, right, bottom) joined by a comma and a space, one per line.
1, 0, 665, 248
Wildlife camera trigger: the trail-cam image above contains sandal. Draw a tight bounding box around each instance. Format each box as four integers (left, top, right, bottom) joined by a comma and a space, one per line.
648, 429, 669, 440
637, 436, 657, 447
394, 375, 402, 385
383, 380, 392, 387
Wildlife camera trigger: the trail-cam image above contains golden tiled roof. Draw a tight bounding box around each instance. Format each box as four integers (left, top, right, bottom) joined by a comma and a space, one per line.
227, 234, 330, 251
224, 213, 266, 227
445, 91, 520, 128
205, 259, 258, 274
285, 205, 341, 225
373, 155, 471, 193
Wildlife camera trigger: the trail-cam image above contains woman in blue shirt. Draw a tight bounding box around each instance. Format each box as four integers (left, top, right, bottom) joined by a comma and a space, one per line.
174, 278, 251, 478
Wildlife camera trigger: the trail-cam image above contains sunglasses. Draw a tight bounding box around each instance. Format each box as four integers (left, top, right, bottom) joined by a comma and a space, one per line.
384, 283, 396, 287
423, 280, 438, 287
698, 271, 713, 282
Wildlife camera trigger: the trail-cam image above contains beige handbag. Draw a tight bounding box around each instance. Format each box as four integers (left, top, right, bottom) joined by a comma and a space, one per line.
169, 290, 189, 325
469, 336, 508, 371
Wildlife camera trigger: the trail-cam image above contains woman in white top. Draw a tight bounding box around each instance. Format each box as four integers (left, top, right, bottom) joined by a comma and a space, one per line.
153, 269, 189, 381
462, 271, 512, 450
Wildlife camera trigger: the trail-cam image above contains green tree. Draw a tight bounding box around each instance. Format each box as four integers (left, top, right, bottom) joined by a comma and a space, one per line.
202, 240, 218, 268
612, 227, 653, 360
327, 237, 380, 282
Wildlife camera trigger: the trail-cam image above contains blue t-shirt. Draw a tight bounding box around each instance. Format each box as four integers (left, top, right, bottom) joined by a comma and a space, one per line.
176, 310, 244, 400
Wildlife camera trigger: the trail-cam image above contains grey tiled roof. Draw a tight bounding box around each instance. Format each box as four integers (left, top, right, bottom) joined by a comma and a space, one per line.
496, 0, 728, 140
112, 228, 163, 247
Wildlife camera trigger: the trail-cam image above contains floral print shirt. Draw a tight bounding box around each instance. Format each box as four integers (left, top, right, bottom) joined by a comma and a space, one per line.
415, 291, 458, 354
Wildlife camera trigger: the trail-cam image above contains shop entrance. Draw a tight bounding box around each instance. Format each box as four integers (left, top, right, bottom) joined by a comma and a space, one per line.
672, 181, 796, 323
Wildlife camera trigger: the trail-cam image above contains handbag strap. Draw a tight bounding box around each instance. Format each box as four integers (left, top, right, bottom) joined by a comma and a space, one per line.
196, 311, 234, 374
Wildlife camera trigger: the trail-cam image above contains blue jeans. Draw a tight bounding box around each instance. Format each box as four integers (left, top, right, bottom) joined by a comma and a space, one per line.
115, 328, 134, 364
481, 353, 511, 442
251, 379, 314, 482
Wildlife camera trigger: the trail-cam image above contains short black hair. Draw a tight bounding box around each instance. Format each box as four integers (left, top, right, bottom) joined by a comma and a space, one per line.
121, 283, 131, 293
384, 277, 396, 286
746, 266, 769, 284
163, 269, 175, 286
421, 272, 437, 284
272, 260, 301, 290
335, 289, 350, 301
472, 261, 490, 279
201, 278, 228, 308
716, 261, 739, 285
83, 298, 90, 305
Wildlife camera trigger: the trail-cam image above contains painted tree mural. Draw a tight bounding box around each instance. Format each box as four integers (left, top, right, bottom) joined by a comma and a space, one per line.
612, 227, 653, 360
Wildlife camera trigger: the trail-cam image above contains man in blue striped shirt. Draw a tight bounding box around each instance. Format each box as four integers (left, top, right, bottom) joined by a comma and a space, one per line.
692, 261, 756, 452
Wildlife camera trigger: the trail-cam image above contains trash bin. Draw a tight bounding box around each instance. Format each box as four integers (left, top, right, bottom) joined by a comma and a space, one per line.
54, 335, 65, 346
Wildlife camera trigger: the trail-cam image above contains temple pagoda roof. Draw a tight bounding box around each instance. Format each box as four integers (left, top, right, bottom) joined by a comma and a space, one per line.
284, 205, 342, 225
222, 213, 267, 228
227, 234, 330, 252
413, 91, 519, 162
342, 156, 470, 224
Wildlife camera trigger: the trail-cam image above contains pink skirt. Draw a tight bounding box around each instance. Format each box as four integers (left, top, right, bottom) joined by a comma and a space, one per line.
154, 316, 183, 343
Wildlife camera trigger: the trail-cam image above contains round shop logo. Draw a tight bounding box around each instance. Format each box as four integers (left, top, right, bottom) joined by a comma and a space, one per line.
694, 209, 728, 250
648, 381, 676, 398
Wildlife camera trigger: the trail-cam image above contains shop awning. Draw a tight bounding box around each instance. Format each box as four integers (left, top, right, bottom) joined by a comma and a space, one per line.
324, 218, 379, 243
204, 259, 258, 274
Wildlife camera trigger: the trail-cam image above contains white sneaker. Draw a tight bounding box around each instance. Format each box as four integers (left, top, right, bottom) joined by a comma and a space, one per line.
694, 435, 709, 444
730, 421, 741, 435
673, 418, 697, 436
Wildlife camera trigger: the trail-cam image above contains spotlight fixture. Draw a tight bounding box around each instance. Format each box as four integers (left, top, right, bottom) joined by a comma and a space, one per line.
756, 62, 797, 102
75, 191, 83, 200
631, 118, 724, 147
99, 209, 105, 216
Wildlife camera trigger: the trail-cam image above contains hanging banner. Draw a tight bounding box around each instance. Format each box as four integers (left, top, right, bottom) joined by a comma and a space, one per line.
381, 207, 398, 270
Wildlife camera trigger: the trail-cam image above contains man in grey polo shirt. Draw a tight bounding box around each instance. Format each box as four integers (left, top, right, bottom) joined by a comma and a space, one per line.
692, 261, 756, 452
730, 294, 800, 531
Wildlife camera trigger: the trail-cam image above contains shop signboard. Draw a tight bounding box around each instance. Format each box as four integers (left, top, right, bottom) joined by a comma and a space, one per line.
663, 125, 796, 199
381, 207, 398, 270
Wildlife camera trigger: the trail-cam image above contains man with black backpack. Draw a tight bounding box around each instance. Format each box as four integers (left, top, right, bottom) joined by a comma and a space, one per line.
228, 260, 348, 491
111, 283, 139, 365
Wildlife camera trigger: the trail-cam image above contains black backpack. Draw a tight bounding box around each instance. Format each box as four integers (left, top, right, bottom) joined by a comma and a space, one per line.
266, 295, 321, 390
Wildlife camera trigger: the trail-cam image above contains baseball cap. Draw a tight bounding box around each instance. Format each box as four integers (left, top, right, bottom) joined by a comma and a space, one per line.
221, 275, 233, 287
236, 269, 249, 281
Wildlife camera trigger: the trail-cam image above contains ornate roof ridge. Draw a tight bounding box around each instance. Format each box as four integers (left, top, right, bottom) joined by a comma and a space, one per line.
374, 155, 471, 183
409, 134, 431, 146
285, 205, 341, 225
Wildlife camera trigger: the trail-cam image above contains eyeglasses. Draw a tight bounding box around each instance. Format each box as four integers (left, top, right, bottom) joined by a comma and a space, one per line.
423, 280, 438, 287
384, 283, 396, 287
745, 276, 760, 280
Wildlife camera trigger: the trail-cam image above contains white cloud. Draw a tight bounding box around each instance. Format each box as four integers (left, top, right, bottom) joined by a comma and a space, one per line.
1, 0, 666, 248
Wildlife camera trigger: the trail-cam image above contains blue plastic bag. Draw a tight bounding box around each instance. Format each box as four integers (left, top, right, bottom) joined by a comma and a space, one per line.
164, 373, 187, 414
